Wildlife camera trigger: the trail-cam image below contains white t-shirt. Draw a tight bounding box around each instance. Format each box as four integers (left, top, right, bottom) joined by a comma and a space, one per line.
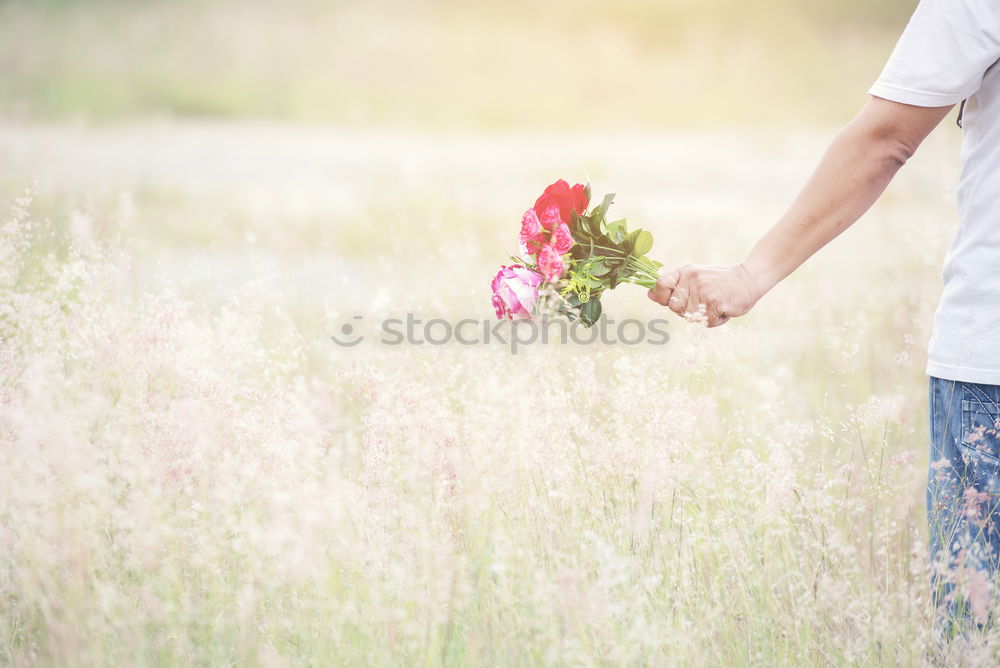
869, 0, 1000, 384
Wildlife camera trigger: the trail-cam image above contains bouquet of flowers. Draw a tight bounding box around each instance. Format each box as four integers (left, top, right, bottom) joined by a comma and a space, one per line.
491, 179, 663, 327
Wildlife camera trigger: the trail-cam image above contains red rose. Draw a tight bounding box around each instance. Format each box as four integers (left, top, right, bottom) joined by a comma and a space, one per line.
534, 179, 589, 226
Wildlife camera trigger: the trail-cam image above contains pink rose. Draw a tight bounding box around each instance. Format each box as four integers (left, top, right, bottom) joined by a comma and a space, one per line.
519, 205, 565, 256
491, 265, 543, 320
551, 222, 573, 254
536, 244, 565, 283
519, 209, 546, 255
536, 205, 562, 232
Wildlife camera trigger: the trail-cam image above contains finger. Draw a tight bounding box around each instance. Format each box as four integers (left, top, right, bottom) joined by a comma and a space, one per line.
701, 293, 724, 327
647, 286, 671, 306
667, 282, 688, 318
684, 280, 702, 321
647, 267, 680, 306
708, 314, 730, 328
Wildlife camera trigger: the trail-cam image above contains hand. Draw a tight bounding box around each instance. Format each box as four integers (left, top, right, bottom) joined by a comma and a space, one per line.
647, 263, 761, 327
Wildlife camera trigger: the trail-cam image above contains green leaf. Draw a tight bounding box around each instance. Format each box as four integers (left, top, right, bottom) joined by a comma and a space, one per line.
588, 213, 602, 237
605, 218, 627, 245
579, 298, 602, 327
590, 193, 615, 225
622, 230, 639, 253
633, 230, 654, 256
640, 256, 664, 272
588, 258, 611, 276
559, 292, 582, 320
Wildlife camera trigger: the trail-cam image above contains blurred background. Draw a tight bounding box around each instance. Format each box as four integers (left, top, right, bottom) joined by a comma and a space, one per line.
0, 0, 953, 417
0, 0, 914, 128
0, 0, 937, 314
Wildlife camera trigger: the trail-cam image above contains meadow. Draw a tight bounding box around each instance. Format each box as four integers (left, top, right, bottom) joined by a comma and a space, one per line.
3, 0, 993, 665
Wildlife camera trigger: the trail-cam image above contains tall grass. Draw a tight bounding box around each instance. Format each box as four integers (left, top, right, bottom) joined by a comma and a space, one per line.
2, 119, 994, 664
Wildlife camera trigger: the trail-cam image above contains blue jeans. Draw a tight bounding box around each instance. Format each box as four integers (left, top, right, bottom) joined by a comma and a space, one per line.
928, 376, 1000, 631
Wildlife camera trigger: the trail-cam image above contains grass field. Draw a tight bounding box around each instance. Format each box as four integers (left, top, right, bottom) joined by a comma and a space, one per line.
5, 0, 996, 666
1, 120, 973, 665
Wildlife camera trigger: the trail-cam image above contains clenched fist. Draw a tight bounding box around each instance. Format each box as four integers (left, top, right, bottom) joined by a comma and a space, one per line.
647, 263, 761, 328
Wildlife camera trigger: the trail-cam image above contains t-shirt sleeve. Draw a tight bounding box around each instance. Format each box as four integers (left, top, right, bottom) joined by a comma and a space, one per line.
869, 0, 1000, 107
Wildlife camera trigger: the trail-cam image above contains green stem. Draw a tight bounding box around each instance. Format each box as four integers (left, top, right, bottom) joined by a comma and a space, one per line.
583, 253, 662, 281
622, 276, 657, 289
565, 249, 663, 293
582, 253, 655, 271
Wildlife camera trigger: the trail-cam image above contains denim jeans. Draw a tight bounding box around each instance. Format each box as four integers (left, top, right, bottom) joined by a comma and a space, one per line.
928, 376, 1000, 631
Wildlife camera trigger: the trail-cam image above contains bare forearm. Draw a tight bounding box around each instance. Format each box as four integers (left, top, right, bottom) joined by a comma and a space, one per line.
649, 98, 951, 328
741, 98, 952, 299
743, 124, 905, 295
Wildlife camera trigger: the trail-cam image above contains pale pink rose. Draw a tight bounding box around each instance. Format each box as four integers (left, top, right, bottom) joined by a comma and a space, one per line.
491, 293, 508, 320
491, 265, 543, 320
536, 243, 566, 283
551, 222, 574, 254
519, 209, 547, 256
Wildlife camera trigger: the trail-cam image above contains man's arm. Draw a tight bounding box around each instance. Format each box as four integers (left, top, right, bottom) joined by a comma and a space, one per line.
648, 97, 954, 327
